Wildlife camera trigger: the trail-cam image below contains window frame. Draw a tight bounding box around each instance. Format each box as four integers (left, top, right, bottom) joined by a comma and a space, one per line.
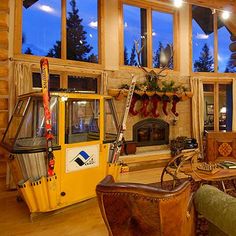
30, 67, 102, 94
203, 78, 233, 132
190, 4, 236, 76
14, 0, 104, 69
119, 0, 179, 72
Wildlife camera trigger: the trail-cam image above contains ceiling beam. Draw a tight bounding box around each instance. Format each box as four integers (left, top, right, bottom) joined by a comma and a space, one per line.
156, 0, 236, 13
185, 0, 236, 13
225, 17, 236, 36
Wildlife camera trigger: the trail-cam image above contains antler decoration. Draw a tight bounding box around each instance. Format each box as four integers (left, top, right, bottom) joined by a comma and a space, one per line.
134, 39, 173, 85
134, 39, 149, 74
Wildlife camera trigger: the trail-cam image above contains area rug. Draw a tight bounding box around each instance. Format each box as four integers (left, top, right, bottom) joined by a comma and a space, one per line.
156, 178, 236, 236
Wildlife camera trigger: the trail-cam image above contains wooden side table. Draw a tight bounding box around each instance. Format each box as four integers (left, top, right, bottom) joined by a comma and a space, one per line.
183, 163, 236, 193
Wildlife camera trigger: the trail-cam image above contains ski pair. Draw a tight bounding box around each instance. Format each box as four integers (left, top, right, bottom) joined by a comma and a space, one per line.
109, 75, 137, 163
40, 58, 55, 176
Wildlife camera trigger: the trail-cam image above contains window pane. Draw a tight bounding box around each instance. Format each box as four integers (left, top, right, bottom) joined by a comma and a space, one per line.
123, 4, 147, 67
192, 5, 214, 72
218, 18, 236, 73
22, 0, 61, 58
204, 84, 214, 131
104, 99, 118, 142
68, 76, 97, 93
32, 72, 60, 90
16, 97, 58, 148
152, 11, 173, 69
66, 0, 98, 63
65, 99, 100, 144
2, 98, 29, 147
219, 84, 232, 131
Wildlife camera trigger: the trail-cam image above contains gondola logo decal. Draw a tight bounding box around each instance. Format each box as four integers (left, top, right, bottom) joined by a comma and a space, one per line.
66, 144, 99, 172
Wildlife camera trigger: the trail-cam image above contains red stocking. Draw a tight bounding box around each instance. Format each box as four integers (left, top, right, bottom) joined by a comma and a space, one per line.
162, 94, 170, 116
151, 94, 161, 118
171, 95, 180, 116
129, 93, 141, 116
140, 93, 150, 117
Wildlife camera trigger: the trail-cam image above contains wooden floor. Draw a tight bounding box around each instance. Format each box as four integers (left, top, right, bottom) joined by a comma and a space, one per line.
0, 167, 178, 236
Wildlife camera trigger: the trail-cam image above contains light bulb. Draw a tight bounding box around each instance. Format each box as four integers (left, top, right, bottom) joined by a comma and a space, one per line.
173, 0, 183, 8
221, 11, 230, 20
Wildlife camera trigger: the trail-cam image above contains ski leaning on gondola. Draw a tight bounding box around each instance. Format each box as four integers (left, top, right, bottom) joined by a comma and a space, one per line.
110, 75, 137, 164
40, 58, 55, 176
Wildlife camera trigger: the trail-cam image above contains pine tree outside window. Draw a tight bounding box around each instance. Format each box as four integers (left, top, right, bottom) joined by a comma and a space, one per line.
66, 0, 98, 63
123, 4, 145, 67
122, 3, 175, 69
152, 11, 173, 69
192, 5, 236, 73
192, 5, 214, 72
21, 0, 99, 64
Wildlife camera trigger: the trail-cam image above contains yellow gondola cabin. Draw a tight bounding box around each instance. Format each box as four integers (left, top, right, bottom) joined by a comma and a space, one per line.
1, 91, 120, 213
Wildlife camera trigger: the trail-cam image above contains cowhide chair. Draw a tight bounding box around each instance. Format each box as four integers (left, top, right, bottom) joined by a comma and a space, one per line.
96, 175, 195, 236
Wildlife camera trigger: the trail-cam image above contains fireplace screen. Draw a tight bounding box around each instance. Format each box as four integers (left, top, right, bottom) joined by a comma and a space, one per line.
133, 118, 169, 146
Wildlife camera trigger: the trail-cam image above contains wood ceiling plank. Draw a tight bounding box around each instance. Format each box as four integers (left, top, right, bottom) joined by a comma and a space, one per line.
156, 0, 236, 13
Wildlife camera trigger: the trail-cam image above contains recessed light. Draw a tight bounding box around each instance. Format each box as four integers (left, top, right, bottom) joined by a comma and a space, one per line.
221, 10, 230, 20
173, 0, 183, 8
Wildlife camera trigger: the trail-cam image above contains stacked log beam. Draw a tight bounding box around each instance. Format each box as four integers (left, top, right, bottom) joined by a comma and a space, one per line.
0, 0, 9, 177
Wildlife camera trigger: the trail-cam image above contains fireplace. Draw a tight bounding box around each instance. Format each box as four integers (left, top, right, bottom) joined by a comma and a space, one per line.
133, 118, 169, 147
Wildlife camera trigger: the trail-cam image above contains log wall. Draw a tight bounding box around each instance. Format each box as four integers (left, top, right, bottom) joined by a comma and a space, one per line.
0, 0, 9, 177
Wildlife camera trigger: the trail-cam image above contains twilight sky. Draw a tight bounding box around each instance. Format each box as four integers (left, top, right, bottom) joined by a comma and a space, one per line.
22, 1, 232, 72
22, 0, 98, 56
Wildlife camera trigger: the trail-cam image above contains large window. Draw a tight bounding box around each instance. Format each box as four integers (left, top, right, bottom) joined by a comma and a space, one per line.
123, 3, 174, 69
22, 0, 61, 57
192, 6, 214, 72
152, 11, 173, 69
203, 82, 232, 132
123, 5, 146, 67
192, 5, 235, 73
66, 0, 98, 62
21, 0, 99, 64
218, 18, 235, 73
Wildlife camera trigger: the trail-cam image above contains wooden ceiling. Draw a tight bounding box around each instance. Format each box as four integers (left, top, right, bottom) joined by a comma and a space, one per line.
155, 0, 236, 35
156, 0, 236, 13
186, 0, 236, 13
188, 0, 236, 35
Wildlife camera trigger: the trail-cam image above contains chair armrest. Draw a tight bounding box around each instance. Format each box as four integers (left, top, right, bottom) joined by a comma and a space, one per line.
187, 192, 194, 219
194, 184, 236, 235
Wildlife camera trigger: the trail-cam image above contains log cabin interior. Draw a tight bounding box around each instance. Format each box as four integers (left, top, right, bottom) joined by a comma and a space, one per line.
0, 0, 236, 235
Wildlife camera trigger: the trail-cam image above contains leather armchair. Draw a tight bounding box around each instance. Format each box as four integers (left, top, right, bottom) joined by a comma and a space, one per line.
96, 175, 195, 236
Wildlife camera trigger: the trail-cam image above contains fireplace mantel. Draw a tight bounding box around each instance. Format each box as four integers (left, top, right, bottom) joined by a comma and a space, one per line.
108, 88, 193, 101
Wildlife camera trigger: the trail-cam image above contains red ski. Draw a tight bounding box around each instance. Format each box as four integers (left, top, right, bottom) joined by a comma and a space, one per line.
109, 75, 137, 163
40, 58, 55, 176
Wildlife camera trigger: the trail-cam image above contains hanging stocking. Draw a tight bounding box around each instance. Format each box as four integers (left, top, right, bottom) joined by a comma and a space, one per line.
129, 93, 141, 116
151, 94, 161, 118
171, 95, 180, 116
140, 93, 150, 117
162, 94, 170, 116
